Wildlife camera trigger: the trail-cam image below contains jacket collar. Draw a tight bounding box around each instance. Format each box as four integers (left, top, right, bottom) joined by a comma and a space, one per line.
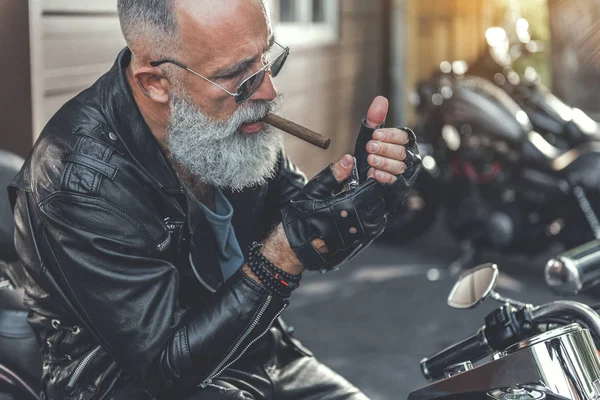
101, 48, 183, 193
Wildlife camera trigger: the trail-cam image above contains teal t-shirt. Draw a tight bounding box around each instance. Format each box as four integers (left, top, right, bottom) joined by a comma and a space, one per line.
197, 189, 244, 281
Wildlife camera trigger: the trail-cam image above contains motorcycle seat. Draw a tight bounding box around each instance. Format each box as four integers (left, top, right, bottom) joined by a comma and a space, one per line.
0, 288, 31, 338
0, 288, 42, 387
0, 150, 24, 263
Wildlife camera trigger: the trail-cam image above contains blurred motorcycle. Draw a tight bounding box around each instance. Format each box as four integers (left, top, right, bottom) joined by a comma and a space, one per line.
0, 150, 41, 400
427, 15, 600, 151
383, 41, 600, 272
410, 261, 600, 400
382, 17, 600, 248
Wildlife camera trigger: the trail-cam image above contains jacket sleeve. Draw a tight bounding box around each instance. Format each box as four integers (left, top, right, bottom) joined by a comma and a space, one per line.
19, 190, 287, 397
263, 152, 308, 227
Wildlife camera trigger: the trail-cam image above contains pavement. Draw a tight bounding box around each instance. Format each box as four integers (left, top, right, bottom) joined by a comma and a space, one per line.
282, 218, 597, 399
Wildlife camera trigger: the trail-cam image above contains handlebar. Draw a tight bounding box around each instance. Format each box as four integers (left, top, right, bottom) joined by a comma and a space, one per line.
531, 301, 600, 337
420, 327, 491, 381
421, 300, 600, 382
545, 240, 600, 295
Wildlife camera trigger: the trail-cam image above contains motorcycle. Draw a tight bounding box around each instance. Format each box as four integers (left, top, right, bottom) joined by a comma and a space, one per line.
382, 21, 600, 247
0, 150, 41, 400
392, 62, 600, 270
419, 17, 600, 151
410, 256, 600, 400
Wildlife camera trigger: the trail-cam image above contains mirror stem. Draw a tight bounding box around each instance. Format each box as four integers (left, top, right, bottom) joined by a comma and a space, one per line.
490, 291, 529, 308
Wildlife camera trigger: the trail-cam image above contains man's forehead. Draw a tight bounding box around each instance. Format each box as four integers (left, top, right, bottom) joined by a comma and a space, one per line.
175, 0, 271, 63
175, 0, 269, 37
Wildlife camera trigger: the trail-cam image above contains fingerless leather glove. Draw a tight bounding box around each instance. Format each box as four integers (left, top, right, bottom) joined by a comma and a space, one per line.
281, 165, 388, 272
354, 120, 423, 213
282, 121, 423, 273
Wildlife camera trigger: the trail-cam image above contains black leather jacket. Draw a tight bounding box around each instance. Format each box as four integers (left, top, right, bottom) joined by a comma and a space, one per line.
9, 48, 308, 400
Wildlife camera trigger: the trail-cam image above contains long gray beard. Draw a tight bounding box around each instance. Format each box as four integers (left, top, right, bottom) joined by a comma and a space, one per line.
166, 95, 283, 191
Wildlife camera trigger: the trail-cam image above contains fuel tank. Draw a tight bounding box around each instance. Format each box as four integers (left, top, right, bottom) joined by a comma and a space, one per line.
438, 76, 532, 145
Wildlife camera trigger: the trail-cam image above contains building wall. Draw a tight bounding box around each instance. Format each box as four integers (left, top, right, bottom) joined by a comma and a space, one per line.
28, 0, 389, 178
402, 0, 551, 125
548, 0, 600, 114
403, 0, 496, 125
0, 0, 33, 157
276, 0, 390, 177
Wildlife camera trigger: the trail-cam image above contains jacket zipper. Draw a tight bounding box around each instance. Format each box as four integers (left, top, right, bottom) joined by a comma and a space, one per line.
188, 253, 217, 293
157, 232, 171, 252
200, 296, 287, 388
65, 345, 102, 391
164, 217, 184, 233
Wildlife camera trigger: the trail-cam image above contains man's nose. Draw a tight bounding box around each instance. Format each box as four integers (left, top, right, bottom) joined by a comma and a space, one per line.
251, 71, 278, 102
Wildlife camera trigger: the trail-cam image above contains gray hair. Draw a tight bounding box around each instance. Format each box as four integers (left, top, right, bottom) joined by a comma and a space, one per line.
117, 0, 179, 60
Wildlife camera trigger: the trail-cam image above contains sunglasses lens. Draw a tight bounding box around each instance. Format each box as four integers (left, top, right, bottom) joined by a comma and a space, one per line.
235, 70, 266, 103
270, 50, 289, 78
234, 48, 289, 103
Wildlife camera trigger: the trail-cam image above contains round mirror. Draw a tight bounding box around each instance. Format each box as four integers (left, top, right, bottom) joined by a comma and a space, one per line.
447, 263, 499, 309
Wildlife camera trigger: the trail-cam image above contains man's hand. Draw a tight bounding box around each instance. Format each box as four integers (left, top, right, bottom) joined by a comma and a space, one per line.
243, 154, 358, 283
363, 96, 411, 184
280, 158, 388, 272
354, 96, 422, 214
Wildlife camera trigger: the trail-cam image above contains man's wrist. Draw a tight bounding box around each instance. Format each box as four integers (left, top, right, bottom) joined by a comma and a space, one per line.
260, 224, 304, 276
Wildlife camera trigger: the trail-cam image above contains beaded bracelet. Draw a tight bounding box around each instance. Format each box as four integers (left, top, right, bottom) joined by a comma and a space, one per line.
249, 242, 302, 284
249, 261, 292, 298
248, 242, 302, 298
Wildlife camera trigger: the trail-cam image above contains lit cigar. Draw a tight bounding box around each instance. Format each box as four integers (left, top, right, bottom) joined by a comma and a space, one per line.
262, 113, 331, 150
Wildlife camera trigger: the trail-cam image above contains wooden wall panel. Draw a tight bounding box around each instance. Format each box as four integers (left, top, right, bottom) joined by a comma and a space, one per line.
548, 0, 600, 113
43, 0, 117, 13
0, 0, 33, 157
43, 16, 125, 93
403, 0, 499, 124
41, 14, 125, 123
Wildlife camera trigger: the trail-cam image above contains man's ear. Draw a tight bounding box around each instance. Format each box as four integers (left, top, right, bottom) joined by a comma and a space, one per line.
132, 67, 171, 104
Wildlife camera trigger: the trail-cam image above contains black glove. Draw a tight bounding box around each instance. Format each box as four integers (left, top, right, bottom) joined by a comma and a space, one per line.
281, 165, 388, 272
353, 119, 423, 213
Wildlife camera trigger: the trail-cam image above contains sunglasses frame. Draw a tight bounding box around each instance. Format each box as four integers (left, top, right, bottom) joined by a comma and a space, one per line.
150, 41, 289, 103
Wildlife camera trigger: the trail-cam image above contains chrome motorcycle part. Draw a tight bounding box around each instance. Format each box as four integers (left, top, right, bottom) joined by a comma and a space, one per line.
410, 323, 600, 400
504, 323, 580, 353
545, 239, 600, 295
447, 263, 498, 309
443, 361, 473, 378
530, 301, 600, 337
488, 291, 529, 309
488, 387, 545, 400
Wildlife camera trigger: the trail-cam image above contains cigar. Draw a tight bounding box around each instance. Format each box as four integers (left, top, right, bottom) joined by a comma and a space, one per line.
262, 113, 331, 150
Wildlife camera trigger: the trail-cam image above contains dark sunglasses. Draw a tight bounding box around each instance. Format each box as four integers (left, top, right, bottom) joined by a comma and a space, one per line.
150, 41, 289, 103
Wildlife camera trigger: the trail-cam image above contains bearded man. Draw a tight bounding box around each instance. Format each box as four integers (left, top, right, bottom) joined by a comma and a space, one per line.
9, 0, 420, 399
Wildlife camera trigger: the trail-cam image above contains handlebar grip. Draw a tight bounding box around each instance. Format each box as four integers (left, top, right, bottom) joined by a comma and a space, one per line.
545, 239, 600, 296
420, 327, 491, 381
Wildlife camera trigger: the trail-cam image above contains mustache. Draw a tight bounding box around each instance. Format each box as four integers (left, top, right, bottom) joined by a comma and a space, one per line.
168, 93, 284, 139
237, 94, 284, 124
